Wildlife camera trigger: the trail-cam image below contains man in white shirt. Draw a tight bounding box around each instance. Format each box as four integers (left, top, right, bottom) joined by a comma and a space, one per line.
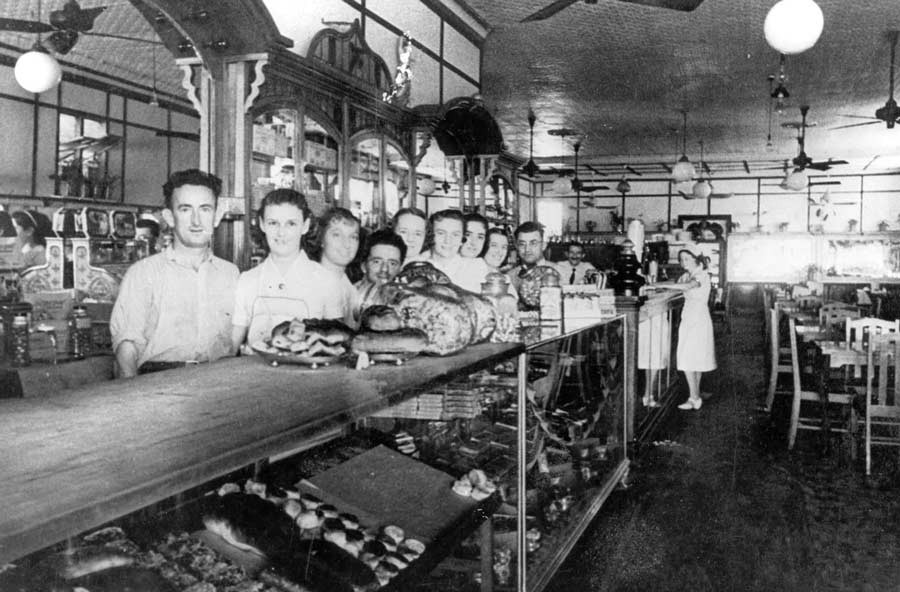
110, 169, 239, 377
554, 241, 598, 285
509, 221, 558, 294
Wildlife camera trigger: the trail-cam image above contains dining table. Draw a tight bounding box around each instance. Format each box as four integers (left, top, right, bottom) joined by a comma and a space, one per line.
804, 336, 866, 450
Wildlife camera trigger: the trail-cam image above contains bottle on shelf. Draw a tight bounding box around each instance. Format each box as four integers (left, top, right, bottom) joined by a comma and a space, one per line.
68, 305, 92, 360
10, 314, 30, 367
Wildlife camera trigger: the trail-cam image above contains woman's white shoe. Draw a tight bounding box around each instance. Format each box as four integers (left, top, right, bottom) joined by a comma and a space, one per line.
677, 397, 702, 410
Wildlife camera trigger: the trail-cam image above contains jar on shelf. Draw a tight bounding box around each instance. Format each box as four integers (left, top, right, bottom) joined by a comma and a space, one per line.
1, 301, 32, 362
68, 305, 92, 359
10, 314, 30, 367
481, 272, 519, 343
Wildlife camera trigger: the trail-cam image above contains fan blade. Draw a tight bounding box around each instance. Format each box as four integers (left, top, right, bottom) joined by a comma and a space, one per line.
808, 181, 841, 186
50, 1, 106, 32
710, 193, 733, 199
839, 114, 882, 120
830, 121, 881, 130
0, 18, 54, 33
156, 130, 200, 141
621, 0, 705, 10
521, 0, 580, 22
580, 185, 610, 192
808, 159, 848, 171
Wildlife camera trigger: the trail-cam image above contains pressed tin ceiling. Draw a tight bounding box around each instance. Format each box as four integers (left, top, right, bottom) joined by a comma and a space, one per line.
460, 0, 900, 173
0, 1, 898, 176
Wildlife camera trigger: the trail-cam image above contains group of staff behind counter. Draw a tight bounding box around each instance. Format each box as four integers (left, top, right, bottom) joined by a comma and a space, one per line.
108, 168, 606, 378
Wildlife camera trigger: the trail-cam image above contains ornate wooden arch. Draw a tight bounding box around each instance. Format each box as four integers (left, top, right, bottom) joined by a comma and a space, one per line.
307, 20, 392, 96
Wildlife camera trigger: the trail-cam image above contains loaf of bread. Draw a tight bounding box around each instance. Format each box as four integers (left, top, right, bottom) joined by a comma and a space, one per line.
359, 305, 402, 332
351, 328, 428, 355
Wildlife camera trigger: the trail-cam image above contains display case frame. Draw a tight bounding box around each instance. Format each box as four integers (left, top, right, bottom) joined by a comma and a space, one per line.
1, 316, 636, 591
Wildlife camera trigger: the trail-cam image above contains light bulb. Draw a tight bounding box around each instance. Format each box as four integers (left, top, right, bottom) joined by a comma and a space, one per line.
14, 46, 62, 94
764, 0, 824, 55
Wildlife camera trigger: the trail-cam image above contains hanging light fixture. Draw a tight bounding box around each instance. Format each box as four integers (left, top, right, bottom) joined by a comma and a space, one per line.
691, 141, 712, 199
764, 0, 824, 55
671, 111, 696, 183
14, 1, 62, 94
551, 173, 571, 194
418, 177, 436, 196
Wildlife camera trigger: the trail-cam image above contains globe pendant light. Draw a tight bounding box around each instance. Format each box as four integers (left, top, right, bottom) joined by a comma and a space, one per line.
691, 141, 712, 199
418, 177, 436, 196
551, 173, 571, 194
764, 0, 824, 55
15, 44, 62, 94
671, 111, 696, 183
14, 1, 62, 94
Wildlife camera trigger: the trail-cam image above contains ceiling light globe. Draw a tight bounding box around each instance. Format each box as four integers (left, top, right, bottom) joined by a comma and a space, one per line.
782, 169, 808, 191
551, 175, 572, 194
15, 49, 62, 94
671, 157, 696, 183
764, 0, 824, 55
418, 178, 436, 196
692, 180, 712, 200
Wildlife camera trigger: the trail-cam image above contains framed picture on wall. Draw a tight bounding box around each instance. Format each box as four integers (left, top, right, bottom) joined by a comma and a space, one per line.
678, 215, 731, 242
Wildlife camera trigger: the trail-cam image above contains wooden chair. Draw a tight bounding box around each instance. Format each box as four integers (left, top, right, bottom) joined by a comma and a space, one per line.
846, 317, 900, 349
820, 305, 861, 341
793, 293, 823, 312
864, 333, 900, 476
845, 317, 900, 382
765, 307, 793, 413
787, 317, 855, 450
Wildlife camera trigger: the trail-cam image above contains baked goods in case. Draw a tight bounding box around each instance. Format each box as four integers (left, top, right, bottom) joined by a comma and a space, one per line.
360, 305, 402, 332
350, 327, 428, 355
266, 318, 354, 358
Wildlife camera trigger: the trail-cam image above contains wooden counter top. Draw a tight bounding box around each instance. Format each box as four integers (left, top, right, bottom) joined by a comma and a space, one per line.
0, 342, 523, 564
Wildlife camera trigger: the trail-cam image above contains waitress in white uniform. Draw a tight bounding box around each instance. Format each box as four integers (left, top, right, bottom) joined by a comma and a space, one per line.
656, 249, 716, 410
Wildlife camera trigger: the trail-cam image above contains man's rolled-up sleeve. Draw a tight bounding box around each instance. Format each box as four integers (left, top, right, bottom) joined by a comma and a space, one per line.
110, 263, 150, 356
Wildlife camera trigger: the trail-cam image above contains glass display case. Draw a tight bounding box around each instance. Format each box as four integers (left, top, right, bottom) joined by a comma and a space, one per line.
0, 318, 633, 591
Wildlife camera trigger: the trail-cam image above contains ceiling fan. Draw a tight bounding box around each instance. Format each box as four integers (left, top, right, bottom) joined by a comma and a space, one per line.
781, 105, 848, 172
521, 0, 705, 23
570, 141, 609, 193
0, 0, 110, 54
521, 111, 540, 178
678, 141, 733, 200
834, 30, 900, 130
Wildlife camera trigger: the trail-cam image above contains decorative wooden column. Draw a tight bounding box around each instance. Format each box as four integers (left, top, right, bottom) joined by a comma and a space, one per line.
176, 54, 269, 269
615, 295, 642, 447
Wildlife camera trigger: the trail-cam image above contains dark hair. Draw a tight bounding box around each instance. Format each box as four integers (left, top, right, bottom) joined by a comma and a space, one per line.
678, 249, 709, 270
514, 221, 544, 240
309, 207, 360, 263
565, 241, 585, 251
135, 218, 160, 238
391, 207, 427, 228
364, 228, 407, 263
429, 209, 465, 227
421, 209, 464, 253
485, 226, 511, 267
258, 188, 311, 221
12, 210, 53, 247
463, 212, 490, 257
162, 169, 223, 210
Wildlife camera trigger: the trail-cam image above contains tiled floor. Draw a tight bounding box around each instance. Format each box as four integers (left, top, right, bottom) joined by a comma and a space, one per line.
544, 311, 900, 592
